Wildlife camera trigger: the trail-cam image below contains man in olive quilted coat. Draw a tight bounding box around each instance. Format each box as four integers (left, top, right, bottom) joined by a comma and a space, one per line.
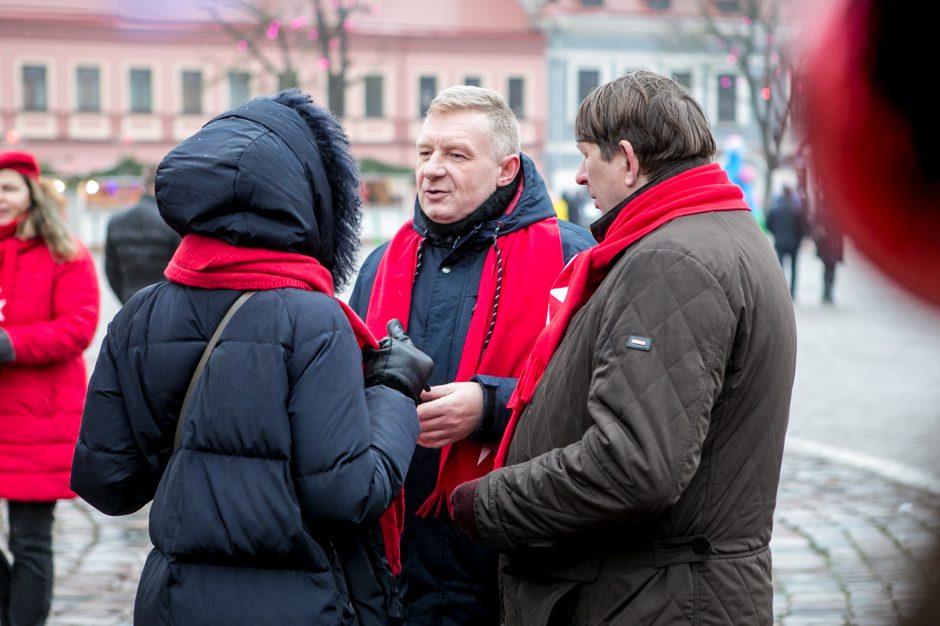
451, 71, 797, 625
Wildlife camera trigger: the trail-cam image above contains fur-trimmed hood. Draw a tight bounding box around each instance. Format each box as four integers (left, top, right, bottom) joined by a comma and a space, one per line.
155, 91, 361, 288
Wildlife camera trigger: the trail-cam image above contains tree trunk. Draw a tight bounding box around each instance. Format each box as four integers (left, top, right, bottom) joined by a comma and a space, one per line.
328, 73, 345, 117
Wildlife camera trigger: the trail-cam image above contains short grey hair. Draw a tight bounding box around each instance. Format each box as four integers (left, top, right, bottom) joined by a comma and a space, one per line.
426, 86, 521, 159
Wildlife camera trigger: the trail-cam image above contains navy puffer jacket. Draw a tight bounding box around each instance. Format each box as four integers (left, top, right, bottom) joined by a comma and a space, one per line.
72, 93, 419, 625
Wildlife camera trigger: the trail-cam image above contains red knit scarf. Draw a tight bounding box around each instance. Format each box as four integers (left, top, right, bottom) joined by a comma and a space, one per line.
495, 163, 749, 467
366, 190, 566, 570
165, 234, 376, 349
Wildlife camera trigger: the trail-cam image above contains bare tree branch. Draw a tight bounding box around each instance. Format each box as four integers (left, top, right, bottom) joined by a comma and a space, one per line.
209, 0, 372, 116
697, 0, 795, 202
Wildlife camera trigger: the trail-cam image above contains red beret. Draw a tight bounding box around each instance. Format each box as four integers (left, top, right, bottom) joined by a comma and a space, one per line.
0, 151, 41, 181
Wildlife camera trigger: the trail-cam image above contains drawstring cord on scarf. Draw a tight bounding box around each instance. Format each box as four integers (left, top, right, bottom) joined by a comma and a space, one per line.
480, 222, 503, 358
410, 222, 504, 359
413, 232, 429, 280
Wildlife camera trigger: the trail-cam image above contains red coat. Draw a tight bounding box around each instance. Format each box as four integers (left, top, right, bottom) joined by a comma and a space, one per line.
0, 226, 99, 501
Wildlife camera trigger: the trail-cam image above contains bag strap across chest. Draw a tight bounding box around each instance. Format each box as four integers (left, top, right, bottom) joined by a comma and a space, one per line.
173, 290, 257, 450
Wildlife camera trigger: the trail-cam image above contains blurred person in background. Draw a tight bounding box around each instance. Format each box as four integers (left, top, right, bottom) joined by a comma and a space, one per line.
810, 196, 845, 305
104, 165, 180, 304
0, 150, 100, 626
451, 71, 796, 625
349, 86, 593, 626
765, 184, 808, 298
71, 91, 432, 625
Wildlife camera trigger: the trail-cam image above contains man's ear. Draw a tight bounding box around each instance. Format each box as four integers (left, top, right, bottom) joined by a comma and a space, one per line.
618, 140, 642, 188
497, 154, 521, 186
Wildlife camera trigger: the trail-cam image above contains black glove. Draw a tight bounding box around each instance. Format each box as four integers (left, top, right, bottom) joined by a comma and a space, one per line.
364, 319, 434, 404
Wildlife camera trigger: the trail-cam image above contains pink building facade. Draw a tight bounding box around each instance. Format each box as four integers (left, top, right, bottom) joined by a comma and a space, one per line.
0, 0, 546, 177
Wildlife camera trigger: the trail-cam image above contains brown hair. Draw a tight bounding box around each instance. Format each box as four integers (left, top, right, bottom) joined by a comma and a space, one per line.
16, 175, 78, 261
575, 71, 716, 178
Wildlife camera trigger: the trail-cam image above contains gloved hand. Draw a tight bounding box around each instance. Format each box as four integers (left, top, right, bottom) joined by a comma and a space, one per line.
450, 477, 482, 542
364, 318, 434, 404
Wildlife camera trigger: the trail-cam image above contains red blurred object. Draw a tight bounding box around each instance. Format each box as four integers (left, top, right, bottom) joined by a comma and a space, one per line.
805, 0, 940, 307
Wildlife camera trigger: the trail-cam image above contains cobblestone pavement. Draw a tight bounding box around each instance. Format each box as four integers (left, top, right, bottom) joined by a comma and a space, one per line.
5, 452, 927, 626
772, 456, 939, 625
3, 242, 934, 625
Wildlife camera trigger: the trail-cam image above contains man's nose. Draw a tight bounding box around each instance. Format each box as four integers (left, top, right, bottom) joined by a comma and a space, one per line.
422, 153, 446, 178
574, 165, 588, 186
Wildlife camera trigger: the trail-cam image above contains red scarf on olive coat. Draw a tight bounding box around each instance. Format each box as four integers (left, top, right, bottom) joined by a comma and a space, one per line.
495, 163, 750, 467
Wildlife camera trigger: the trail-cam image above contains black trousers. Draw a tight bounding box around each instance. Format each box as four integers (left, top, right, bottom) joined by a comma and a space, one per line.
0, 501, 56, 626
822, 261, 837, 302
775, 246, 799, 297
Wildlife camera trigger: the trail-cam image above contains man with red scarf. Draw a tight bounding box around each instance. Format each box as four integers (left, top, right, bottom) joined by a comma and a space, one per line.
451, 71, 797, 625
349, 86, 593, 625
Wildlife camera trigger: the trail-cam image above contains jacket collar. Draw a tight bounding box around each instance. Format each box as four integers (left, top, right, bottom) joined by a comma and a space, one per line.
590, 158, 711, 242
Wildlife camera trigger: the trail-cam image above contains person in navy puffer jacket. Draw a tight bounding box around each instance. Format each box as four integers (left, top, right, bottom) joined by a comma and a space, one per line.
71, 90, 432, 626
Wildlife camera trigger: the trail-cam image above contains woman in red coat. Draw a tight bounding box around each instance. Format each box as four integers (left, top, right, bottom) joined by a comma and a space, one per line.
0, 151, 99, 626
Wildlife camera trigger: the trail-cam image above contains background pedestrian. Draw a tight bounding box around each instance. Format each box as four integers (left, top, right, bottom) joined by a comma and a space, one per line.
0, 150, 100, 626
810, 198, 845, 305
765, 184, 808, 297
104, 165, 180, 304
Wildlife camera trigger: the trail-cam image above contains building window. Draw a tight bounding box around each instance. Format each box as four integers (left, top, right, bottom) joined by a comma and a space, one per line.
229, 71, 250, 108
419, 75, 437, 117
715, 0, 740, 12
129, 68, 152, 114
578, 69, 600, 104
464, 76, 482, 87
76, 66, 101, 113
507, 77, 525, 119
364, 75, 384, 118
647, 0, 671, 8
22, 65, 48, 112
717, 74, 737, 122
182, 70, 203, 115
581, 0, 603, 6
672, 71, 692, 90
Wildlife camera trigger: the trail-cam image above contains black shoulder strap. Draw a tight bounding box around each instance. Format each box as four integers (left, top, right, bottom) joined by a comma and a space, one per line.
173, 291, 257, 450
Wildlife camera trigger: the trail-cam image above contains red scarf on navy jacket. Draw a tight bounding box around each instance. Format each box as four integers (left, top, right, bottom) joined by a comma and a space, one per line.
495, 163, 750, 467
366, 183, 566, 571
165, 234, 376, 349
167, 235, 417, 569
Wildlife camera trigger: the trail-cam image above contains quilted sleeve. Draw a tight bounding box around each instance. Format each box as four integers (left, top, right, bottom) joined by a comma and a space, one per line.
288, 298, 419, 525
5, 247, 100, 365
71, 330, 161, 515
474, 249, 736, 550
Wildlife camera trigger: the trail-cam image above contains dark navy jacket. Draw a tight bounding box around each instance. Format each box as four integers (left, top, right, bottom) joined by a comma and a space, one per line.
72, 97, 420, 626
104, 193, 181, 304
349, 155, 594, 626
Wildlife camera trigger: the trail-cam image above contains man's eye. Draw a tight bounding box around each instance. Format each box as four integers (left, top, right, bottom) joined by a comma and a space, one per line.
449, 153, 466, 160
